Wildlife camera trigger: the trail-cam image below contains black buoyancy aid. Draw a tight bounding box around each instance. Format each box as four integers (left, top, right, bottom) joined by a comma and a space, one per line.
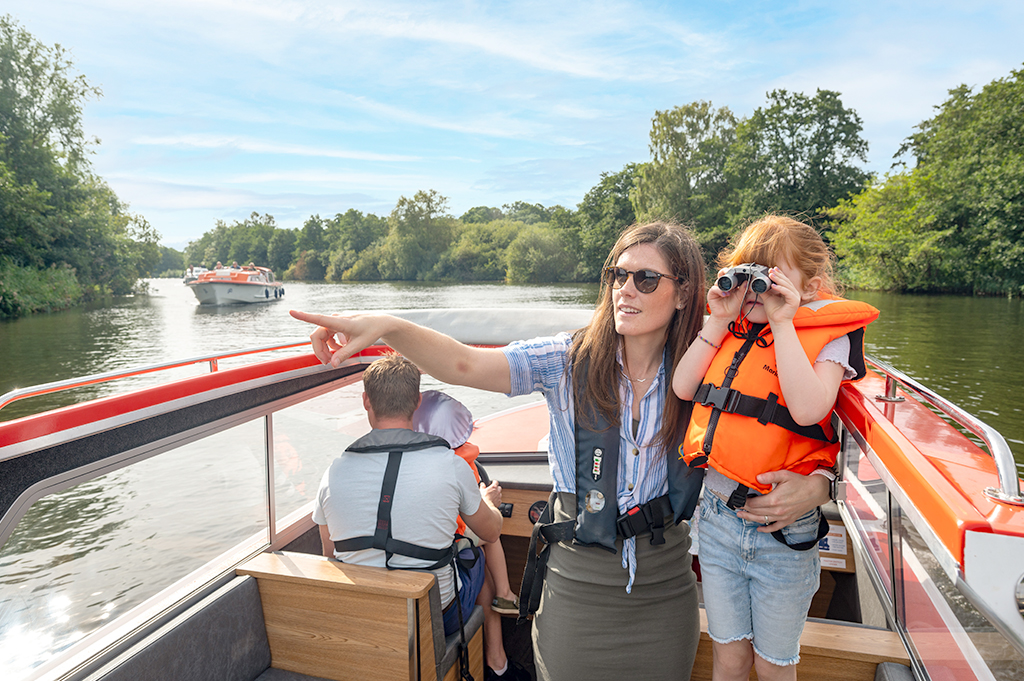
332, 428, 457, 570
572, 397, 704, 551
518, 374, 704, 620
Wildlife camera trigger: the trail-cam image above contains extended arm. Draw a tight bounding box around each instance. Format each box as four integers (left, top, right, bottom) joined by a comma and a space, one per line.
289, 310, 513, 393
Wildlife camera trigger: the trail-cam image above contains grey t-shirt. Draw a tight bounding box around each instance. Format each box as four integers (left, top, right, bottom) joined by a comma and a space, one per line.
313, 432, 482, 606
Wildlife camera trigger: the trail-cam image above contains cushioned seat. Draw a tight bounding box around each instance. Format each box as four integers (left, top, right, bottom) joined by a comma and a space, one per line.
91, 576, 329, 681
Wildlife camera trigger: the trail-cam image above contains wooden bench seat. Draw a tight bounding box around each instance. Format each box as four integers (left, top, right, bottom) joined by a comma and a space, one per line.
238, 551, 483, 681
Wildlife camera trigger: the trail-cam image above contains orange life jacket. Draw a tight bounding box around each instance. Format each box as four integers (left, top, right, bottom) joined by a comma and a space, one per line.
453, 442, 481, 536
681, 297, 879, 493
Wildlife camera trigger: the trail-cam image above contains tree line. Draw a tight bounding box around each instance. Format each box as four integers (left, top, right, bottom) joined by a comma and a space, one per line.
4, 13, 1023, 322
1, 16, 160, 318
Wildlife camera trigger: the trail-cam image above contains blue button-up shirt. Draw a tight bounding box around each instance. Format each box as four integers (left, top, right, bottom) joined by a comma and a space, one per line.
503, 333, 671, 591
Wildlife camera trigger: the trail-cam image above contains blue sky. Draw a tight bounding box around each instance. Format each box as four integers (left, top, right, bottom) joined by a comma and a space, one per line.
6, 1, 1023, 249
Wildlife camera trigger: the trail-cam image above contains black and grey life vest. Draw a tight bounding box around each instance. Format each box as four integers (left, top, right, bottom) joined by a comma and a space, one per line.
517, 387, 704, 620
332, 428, 457, 569
572, 397, 704, 552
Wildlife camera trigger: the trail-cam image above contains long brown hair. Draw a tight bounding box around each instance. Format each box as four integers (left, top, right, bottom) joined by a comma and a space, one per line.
568, 222, 705, 452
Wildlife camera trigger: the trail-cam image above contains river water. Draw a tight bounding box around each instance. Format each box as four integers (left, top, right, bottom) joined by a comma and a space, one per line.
1, 279, 1023, 677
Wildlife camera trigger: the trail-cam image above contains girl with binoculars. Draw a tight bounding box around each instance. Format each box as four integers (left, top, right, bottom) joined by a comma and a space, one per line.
673, 215, 878, 681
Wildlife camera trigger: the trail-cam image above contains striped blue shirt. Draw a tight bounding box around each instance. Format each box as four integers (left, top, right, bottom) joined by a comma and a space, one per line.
502, 333, 672, 591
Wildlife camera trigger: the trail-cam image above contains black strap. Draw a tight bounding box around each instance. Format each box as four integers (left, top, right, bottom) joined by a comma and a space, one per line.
333, 450, 455, 570
694, 383, 837, 444
452, 546, 477, 681
518, 491, 570, 623
771, 510, 830, 551
701, 326, 762, 455
614, 494, 673, 545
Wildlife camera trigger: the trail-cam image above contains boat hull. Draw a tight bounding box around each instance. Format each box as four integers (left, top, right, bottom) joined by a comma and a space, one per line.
187, 281, 284, 305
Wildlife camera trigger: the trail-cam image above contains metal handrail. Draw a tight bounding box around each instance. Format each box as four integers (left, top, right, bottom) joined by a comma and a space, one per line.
866, 355, 1024, 506
0, 340, 312, 415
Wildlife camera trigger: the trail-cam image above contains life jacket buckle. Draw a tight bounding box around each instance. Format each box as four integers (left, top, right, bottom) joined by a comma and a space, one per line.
700, 384, 740, 413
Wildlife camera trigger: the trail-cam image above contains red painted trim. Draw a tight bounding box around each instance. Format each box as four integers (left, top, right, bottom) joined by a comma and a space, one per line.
839, 373, 1024, 565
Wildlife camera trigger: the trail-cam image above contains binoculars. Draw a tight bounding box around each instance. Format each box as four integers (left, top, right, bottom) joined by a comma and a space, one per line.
717, 263, 772, 294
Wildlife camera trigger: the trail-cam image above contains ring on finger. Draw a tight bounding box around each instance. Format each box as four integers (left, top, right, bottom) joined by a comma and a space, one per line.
763, 515, 770, 526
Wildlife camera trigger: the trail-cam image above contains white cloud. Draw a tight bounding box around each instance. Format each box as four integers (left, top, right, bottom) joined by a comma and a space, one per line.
131, 134, 420, 162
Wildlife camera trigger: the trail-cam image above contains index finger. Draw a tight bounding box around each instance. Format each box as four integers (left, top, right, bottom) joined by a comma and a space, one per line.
290, 310, 343, 328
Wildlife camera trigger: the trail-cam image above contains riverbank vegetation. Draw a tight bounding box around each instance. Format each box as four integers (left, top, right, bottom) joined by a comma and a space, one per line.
4, 15, 1023, 321
182, 67, 1024, 296
0, 16, 160, 319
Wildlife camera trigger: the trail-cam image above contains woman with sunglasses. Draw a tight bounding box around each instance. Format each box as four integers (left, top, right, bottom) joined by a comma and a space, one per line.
289, 221, 830, 681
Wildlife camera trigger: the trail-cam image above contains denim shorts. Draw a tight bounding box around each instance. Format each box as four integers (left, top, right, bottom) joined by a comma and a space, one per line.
697, 486, 820, 666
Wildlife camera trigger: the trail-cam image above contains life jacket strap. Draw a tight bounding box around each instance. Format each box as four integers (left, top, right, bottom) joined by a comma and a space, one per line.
771, 512, 830, 551
332, 449, 456, 571
694, 383, 838, 444
615, 494, 673, 545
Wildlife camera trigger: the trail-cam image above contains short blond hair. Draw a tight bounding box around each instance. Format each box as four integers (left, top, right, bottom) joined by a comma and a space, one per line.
362, 354, 421, 420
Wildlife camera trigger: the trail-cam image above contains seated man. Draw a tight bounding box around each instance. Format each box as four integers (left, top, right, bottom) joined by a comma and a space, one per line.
314, 354, 503, 635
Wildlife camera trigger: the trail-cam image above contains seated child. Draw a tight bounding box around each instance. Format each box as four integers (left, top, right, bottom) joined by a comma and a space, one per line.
414, 390, 529, 681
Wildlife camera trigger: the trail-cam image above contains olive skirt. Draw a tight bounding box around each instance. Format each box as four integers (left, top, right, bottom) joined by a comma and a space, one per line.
531, 492, 700, 681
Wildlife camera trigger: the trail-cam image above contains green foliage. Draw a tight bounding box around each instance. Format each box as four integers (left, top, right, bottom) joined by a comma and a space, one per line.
0, 16, 157, 309
373, 190, 457, 280
729, 89, 870, 221
505, 224, 573, 283
324, 209, 387, 281
0, 259, 82, 318
460, 206, 504, 223
576, 164, 640, 279
633, 101, 737, 237
183, 212, 277, 271
431, 220, 520, 280
502, 201, 555, 225
267, 228, 297, 273
830, 66, 1024, 295
827, 173, 948, 291
286, 250, 327, 281
632, 92, 869, 270
154, 245, 184, 276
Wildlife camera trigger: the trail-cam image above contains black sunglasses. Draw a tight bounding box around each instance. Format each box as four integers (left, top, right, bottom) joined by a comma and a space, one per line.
603, 267, 679, 294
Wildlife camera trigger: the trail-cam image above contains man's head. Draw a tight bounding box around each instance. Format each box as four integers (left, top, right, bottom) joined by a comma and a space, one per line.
362, 354, 421, 426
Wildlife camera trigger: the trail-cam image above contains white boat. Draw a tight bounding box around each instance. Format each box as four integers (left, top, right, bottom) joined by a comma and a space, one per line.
186, 266, 284, 305
0, 308, 1022, 681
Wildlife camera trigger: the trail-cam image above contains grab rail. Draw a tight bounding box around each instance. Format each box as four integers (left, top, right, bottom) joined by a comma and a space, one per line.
0, 340, 311, 416
866, 355, 1024, 506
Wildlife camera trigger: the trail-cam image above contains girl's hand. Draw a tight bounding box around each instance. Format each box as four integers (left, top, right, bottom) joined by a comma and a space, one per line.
761, 267, 802, 326
707, 269, 747, 322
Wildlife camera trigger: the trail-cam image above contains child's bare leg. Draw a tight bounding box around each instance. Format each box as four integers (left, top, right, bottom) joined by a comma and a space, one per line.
476, 565, 507, 671
752, 655, 797, 681
482, 539, 516, 601
711, 639, 754, 681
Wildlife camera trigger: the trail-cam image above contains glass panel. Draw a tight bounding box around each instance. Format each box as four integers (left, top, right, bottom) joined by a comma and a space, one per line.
841, 428, 894, 603
892, 496, 1024, 681
273, 382, 369, 531
0, 419, 268, 680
